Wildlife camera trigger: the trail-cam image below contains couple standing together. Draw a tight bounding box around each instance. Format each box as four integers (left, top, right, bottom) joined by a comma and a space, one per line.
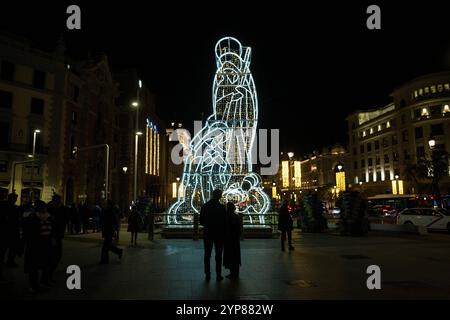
199, 189, 241, 281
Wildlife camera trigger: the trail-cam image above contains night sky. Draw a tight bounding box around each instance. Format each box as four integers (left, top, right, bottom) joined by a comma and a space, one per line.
1, 1, 449, 156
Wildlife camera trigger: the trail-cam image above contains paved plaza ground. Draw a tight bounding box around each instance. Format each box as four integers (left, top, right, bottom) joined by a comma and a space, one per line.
1, 228, 450, 300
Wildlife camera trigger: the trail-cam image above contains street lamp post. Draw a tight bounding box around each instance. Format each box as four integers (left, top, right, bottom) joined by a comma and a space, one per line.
132, 79, 142, 203
134, 132, 143, 202
30, 129, 40, 201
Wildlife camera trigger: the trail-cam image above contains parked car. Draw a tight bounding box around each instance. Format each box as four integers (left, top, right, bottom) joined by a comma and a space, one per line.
371, 205, 397, 218
397, 208, 450, 232
330, 207, 341, 218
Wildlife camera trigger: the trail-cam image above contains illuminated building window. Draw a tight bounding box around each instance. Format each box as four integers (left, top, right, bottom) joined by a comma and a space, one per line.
431, 85, 436, 93
398, 180, 404, 195
156, 133, 160, 176
362, 131, 366, 137
445, 83, 450, 91
282, 161, 289, 188
424, 87, 429, 94
294, 161, 301, 188
370, 128, 374, 134
391, 180, 397, 195
386, 121, 390, 128
378, 125, 381, 132
421, 108, 429, 117
172, 182, 177, 198
336, 172, 346, 192
443, 104, 450, 114
414, 90, 418, 98
419, 88, 423, 96
272, 186, 277, 199
438, 84, 444, 92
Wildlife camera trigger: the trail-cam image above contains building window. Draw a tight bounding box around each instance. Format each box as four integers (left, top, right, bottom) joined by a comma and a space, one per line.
0, 90, 13, 109
401, 114, 406, 124
384, 154, 390, 163
376, 156, 380, 165
33, 70, 46, 89
362, 131, 366, 137
374, 140, 380, 150
353, 147, 357, 156
376, 171, 381, 181
360, 145, 364, 154
367, 142, 372, 152
354, 161, 358, 170
382, 137, 389, 148
421, 107, 429, 117
30, 98, 44, 115
71, 111, 77, 125
415, 126, 423, 139
414, 108, 422, 119
402, 130, 408, 142
392, 134, 398, 145
0, 122, 9, 149
385, 170, 390, 180
0, 60, 15, 81
445, 84, 450, 91
430, 105, 441, 117
431, 123, 444, 136
393, 152, 399, 162
386, 121, 391, 128
370, 128, 374, 134
443, 104, 450, 114
431, 85, 436, 93
404, 149, 410, 160
74, 86, 79, 102
368, 158, 373, 166
361, 159, 365, 168
417, 146, 425, 159
437, 84, 444, 92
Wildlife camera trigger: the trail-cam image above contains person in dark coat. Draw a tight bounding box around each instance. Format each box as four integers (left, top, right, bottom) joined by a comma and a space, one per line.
278, 200, 294, 252
22, 200, 54, 292
47, 194, 67, 283
0, 193, 21, 272
223, 202, 242, 279
199, 189, 226, 281
127, 206, 140, 246
100, 200, 123, 264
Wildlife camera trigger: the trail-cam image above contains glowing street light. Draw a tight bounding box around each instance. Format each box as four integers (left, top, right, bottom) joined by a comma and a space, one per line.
428, 136, 436, 149
30, 129, 41, 201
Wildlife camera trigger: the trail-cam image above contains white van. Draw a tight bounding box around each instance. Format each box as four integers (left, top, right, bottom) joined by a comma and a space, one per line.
397, 208, 450, 232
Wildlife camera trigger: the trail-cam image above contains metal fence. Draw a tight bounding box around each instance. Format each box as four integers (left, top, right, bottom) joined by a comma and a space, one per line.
145, 212, 279, 240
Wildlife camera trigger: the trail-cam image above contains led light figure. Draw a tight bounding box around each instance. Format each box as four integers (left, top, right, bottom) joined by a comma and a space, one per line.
168, 37, 270, 224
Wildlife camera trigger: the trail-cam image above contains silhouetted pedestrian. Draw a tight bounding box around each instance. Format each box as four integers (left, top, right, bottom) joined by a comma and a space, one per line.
127, 206, 140, 246
199, 189, 226, 281
278, 200, 294, 252
23, 200, 54, 292
223, 202, 241, 279
47, 194, 67, 283
100, 200, 123, 264
0, 193, 21, 273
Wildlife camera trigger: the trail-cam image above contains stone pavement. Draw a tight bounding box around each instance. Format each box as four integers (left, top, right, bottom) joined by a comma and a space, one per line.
1, 229, 450, 300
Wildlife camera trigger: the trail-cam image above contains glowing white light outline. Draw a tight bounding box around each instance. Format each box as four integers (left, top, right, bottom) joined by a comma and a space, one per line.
168, 37, 270, 225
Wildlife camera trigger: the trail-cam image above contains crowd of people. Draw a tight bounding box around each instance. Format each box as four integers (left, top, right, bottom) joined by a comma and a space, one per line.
1, 189, 297, 292
0, 192, 123, 293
